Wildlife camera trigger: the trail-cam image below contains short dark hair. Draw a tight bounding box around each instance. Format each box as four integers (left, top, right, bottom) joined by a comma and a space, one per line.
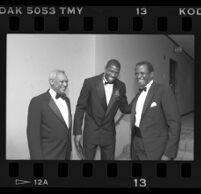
105, 59, 121, 70
135, 61, 154, 73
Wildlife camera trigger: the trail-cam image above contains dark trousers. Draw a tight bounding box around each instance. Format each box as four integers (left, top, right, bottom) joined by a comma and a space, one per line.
83, 143, 115, 160
65, 137, 72, 160
65, 149, 71, 160
131, 126, 148, 160
131, 136, 148, 160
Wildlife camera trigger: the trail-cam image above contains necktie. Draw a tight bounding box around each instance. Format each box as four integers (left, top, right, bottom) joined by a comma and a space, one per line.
56, 93, 67, 100
139, 87, 147, 92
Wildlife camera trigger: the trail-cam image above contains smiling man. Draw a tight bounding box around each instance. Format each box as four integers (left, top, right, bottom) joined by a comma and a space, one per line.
73, 59, 131, 160
130, 61, 181, 160
27, 70, 72, 160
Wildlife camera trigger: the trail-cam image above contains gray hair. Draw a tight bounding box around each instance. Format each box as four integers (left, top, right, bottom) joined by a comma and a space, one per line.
49, 69, 66, 83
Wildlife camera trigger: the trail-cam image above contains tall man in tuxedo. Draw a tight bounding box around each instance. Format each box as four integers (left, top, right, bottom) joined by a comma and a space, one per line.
27, 70, 72, 160
73, 59, 131, 160
130, 61, 181, 160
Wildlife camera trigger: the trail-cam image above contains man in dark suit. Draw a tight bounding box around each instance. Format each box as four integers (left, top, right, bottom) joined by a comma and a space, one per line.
130, 61, 181, 160
73, 59, 131, 160
27, 70, 72, 160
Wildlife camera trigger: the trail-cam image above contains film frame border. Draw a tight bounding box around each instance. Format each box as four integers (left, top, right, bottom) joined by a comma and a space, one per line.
0, 5, 200, 188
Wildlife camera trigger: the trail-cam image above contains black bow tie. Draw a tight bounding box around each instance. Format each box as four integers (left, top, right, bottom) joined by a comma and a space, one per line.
56, 93, 67, 100
105, 81, 113, 85
139, 87, 147, 92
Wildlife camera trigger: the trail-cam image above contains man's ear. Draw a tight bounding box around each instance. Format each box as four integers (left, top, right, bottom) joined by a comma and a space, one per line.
49, 79, 54, 86
150, 72, 154, 78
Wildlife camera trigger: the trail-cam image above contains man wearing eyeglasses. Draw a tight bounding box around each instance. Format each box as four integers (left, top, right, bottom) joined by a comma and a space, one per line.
27, 70, 72, 160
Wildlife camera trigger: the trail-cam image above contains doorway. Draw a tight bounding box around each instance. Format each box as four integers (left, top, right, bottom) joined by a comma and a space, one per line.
169, 58, 178, 95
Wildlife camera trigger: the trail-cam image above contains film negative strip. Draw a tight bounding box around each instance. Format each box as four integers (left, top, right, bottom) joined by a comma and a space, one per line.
0, 2, 200, 189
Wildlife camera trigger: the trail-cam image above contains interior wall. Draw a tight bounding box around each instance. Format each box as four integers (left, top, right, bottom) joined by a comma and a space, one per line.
177, 57, 194, 115
6, 34, 96, 159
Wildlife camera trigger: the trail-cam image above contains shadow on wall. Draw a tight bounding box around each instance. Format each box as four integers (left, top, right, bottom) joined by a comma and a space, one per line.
116, 144, 130, 160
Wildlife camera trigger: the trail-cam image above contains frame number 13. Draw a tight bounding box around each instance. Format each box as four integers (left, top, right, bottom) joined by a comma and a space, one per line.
133, 178, 147, 187
136, 8, 148, 15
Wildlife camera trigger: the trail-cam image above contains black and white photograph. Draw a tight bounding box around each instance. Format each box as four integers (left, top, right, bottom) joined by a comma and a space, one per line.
6, 34, 194, 160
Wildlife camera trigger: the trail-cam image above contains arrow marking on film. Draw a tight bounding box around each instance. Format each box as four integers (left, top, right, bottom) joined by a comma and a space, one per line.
15, 179, 31, 185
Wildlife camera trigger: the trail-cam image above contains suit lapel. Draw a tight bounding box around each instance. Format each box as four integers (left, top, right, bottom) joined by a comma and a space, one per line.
105, 81, 119, 116
96, 74, 107, 111
64, 97, 72, 129
48, 98, 67, 128
46, 91, 72, 129
140, 82, 157, 120
130, 91, 141, 129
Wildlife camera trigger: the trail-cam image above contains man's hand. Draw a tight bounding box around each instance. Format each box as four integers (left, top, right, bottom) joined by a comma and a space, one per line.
161, 154, 171, 160
74, 135, 84, 159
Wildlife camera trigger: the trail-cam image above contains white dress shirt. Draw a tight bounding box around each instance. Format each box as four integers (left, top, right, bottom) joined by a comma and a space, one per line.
49, 88, 69, 128
103, 76, 114, 105
135, 80, 153, 127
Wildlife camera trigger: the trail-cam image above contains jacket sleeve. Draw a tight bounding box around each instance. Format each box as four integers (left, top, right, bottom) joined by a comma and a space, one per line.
161, 86, 181, 159
119, 82, 132, 114
26, 98, 43, 159
73, 79, 90, 135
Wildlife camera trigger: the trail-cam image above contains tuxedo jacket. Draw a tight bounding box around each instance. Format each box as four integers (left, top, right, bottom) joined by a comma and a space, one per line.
27, 91, 72, 160
130, 82, 181, 160
73, 73, 131, 146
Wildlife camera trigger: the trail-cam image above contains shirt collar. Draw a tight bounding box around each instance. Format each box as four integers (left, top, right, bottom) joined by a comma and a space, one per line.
49, 88, 57, 99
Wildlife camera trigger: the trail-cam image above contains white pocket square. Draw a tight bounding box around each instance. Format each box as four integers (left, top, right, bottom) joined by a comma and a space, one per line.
150, 102, 157, 108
